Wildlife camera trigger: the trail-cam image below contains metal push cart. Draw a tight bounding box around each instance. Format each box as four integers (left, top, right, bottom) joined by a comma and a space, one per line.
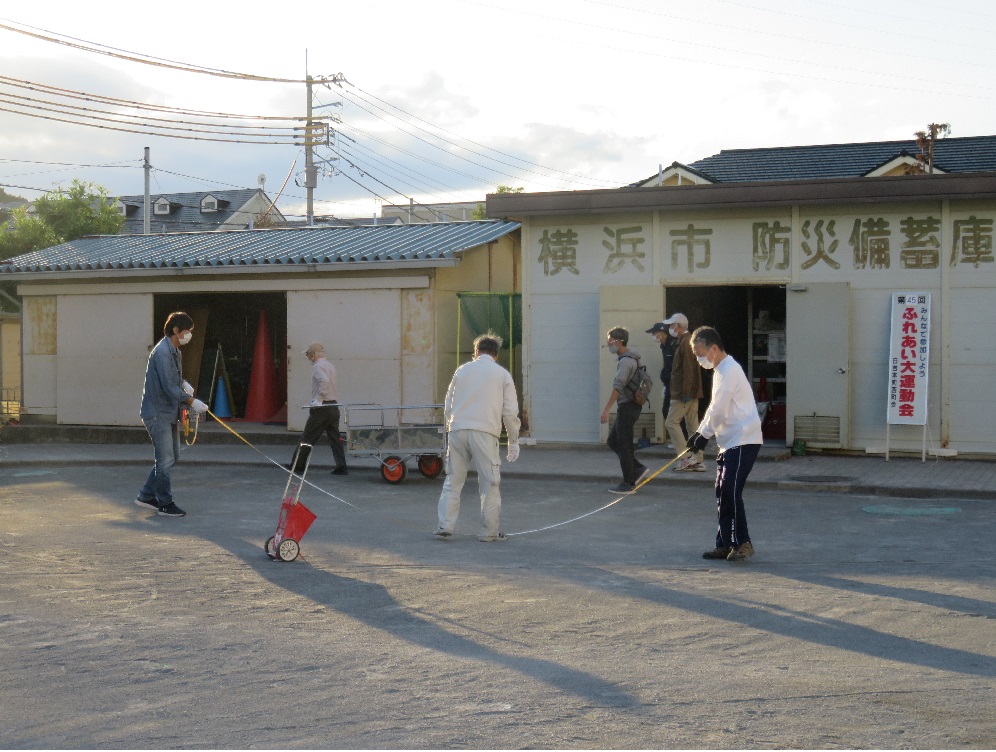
344, 404, 447, 484
264, 443, 317, 562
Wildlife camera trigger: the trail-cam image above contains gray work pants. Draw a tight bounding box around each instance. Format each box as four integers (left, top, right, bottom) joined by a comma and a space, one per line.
437, 429, 502, 538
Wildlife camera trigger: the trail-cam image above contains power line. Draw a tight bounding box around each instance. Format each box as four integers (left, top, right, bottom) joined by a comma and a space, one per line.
334, 138, 481, 203
575, 0, 996, 71
345, 83, 621, 187
337, 89, 613, 190
0, 90, 308, 136
0, 18, 341, 85
0, 104, 318, 145
331, 145, 465, 207
0, 75, 311, 121
454, 0, 996, 101
0, 157, 137, 168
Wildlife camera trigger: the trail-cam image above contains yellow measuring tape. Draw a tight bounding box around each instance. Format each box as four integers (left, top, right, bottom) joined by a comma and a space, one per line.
181, 407, 199, 446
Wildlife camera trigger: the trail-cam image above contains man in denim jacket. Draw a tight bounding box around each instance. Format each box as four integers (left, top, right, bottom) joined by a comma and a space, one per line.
134, 311, 208, 517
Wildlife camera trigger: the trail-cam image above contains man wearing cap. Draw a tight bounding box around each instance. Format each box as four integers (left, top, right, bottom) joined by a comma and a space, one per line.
663, 313, 705, 472
645, 321, 680, 436
601, 326, 651, 495
287, 342, 348, 476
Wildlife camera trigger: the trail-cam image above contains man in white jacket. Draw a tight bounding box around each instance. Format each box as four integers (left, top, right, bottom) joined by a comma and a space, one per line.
434, 333, 521, 542
685, 326, 764, 562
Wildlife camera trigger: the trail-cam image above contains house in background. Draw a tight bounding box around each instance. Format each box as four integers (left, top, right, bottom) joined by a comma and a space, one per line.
115, 187, 284, 234
634, 135, 996, 187
0, 310, 20, 421
382, 201, 482, 224
0, 220, 520, 431
489, 135, 996, 456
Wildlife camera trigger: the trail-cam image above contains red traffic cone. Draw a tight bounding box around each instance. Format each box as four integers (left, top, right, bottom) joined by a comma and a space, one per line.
244, 310, 280, 421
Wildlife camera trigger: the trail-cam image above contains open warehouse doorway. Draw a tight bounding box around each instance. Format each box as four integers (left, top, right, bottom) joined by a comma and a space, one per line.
664, 284, 787, 440
153, 292, 287, 422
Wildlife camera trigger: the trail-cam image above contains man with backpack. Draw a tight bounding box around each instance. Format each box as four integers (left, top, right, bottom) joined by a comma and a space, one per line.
600, 326, 652, 495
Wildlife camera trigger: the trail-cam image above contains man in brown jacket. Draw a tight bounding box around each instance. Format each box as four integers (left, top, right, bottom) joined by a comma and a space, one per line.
663, 313, 705, 471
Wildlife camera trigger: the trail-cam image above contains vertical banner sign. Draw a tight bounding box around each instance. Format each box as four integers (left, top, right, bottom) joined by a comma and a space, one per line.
887, 292, 931, 425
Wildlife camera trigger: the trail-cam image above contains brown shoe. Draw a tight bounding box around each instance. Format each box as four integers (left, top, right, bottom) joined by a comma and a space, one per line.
727, 541, 755, 561
702, 546, 732, 560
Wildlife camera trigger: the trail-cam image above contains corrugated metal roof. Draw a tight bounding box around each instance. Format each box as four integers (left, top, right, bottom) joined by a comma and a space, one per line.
629, 135, 996, 185
0, 220, 521, 275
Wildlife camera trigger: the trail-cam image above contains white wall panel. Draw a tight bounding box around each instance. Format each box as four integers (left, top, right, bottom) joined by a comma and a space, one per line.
287, 290, 402, 432
526, 292, 600, 442
56, 294, 152, 425
947, 287, 996, 451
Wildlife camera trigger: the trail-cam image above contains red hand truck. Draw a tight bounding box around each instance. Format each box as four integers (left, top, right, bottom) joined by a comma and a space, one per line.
264, 443, 317, 562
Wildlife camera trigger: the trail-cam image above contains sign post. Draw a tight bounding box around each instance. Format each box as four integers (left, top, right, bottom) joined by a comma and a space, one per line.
885, 292, 931, 461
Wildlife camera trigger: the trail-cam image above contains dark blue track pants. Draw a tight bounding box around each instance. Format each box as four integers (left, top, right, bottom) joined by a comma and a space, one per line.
714, 443, 760, 548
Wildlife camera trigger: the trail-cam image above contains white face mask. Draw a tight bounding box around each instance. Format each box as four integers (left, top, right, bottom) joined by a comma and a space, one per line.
668, 326, 679, 338
608, 343, 620, 354
696, 353, 715, 370
178, 331, 192, 346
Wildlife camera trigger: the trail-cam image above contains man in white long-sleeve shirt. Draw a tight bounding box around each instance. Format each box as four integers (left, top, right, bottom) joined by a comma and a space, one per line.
434, 333, 521, 542
287, 342, 348, 475
685, 326, 763, 562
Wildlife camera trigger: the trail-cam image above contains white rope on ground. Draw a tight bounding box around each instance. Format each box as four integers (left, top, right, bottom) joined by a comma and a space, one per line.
205, 409, 359, 510
506, 449, 691, 536
204, 409, 692, 536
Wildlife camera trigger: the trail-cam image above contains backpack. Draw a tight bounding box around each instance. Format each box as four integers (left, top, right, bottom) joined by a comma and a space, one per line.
621, 355, 653, 406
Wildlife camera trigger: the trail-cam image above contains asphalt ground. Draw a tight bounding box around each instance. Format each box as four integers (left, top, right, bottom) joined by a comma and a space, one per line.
0, 461, 993, 749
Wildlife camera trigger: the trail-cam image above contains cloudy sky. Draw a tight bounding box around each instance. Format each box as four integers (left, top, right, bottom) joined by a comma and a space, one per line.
1, 0, 994, 221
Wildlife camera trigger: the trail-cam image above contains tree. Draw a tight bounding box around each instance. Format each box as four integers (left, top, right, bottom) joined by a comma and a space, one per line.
0, 187, 29, 225
472, 185, 525, 219
0, 207, 59, 258
0, 179, 124, 259
914, 123, 951, 174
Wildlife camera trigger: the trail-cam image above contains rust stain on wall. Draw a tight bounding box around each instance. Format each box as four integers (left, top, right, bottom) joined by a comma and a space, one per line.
402, 290, 433, 354
26, 297, 56, 355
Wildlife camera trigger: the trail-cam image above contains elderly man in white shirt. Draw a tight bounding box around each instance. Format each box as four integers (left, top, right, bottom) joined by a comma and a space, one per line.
686, 326, 764, 562
434, 333, 521, 542
287, 342, 348, 476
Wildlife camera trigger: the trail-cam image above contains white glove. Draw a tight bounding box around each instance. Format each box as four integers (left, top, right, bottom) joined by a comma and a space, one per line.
190, 398, 208, 414
506, 442, 520, 463
182, 380, 195, 397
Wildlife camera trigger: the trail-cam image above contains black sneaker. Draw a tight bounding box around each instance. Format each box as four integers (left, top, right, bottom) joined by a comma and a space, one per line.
607, 482, 636, 495
157, 502, 186, 517
433, 528, 452, 538
702, 546, 733, 559
331, 467, 349, 475
134, 497, 158, 511
634, 465, 652, 486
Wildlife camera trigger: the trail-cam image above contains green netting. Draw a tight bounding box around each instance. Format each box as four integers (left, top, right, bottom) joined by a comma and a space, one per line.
456, 292, 522, 348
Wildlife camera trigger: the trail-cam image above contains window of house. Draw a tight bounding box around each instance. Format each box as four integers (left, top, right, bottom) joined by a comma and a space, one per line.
115, 200, 127, 217
154, 198, 171, 215
201, 195, 218, 213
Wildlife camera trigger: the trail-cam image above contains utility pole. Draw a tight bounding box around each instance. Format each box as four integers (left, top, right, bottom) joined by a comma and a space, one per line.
304, 74, 318, 226
143, 147, 151, 234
